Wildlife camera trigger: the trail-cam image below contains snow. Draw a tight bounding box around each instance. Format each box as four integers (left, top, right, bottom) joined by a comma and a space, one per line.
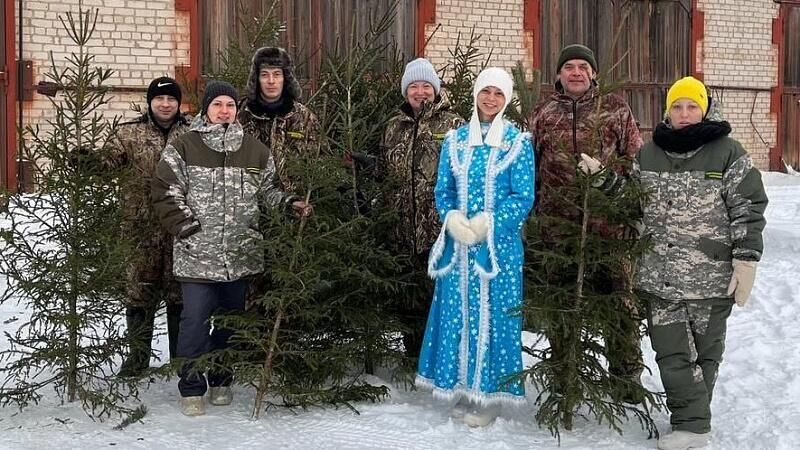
1, 171, 799, 450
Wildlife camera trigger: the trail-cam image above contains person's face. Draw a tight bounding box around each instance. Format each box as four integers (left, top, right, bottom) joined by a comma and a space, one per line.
476, 86, 506, 122
207, 95, 237, 124
259, 67, 285, 102
668, 99, 704, 129
557, 59, 595, 98
406, 81, 436, 112
150, 95, 179, 123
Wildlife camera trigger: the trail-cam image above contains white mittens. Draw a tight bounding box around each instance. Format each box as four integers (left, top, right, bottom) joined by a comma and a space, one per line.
470, 212, 489, 242
578, 153, 603, 175
726, 259, 757, 307
446, 211, 478, 245
445, 211, 491, 245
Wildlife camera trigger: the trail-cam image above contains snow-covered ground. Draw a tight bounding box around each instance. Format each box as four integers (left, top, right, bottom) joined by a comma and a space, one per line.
1, 172, 798, 450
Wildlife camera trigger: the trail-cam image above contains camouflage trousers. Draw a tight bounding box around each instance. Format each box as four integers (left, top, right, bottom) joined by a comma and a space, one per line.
644, 294, 734, 434
126, 279, 182, 308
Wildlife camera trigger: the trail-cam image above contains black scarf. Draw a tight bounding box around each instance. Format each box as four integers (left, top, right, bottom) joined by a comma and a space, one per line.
652, 120, 732, 154
248, 95, 294, 118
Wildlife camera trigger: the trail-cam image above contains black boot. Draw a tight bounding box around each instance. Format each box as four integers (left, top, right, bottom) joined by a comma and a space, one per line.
166, 303, 182, 360
118, 306, 155, 378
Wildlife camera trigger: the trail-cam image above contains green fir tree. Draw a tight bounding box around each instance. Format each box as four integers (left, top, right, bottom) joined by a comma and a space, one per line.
0, 4, 138, 419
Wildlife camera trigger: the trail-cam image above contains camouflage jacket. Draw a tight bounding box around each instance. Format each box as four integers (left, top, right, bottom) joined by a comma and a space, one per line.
152, 116, 293, 282
382, 97, 465, 255
528, 85, 642, 234
109, 112, 191, 285
239, 100, 323, 192
635, 135, 768, 301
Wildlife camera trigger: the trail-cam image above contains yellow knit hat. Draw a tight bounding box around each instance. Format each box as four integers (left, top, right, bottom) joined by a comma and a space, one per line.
666, 76, 708, 115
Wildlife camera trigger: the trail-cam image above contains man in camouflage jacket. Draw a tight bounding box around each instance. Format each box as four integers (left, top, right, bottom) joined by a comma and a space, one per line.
382, 58, 464, 358
239, 47, 323, 192
527, 45, 644, 399
111, 76, 191, 377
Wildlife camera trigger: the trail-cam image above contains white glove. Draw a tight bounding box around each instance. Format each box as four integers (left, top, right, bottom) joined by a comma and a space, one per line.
578, 153, 603, 175
726, 259, 757, 307
469, 212, 489, 243
446, 210, 478, 245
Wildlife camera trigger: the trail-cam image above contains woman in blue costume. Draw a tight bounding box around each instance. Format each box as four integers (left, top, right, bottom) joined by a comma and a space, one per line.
416, 67, 536, 427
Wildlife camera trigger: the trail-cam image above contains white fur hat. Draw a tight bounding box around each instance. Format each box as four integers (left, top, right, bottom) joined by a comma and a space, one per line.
468, 67, 514, 148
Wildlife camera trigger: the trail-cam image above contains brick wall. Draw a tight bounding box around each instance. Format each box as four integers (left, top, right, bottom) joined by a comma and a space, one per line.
698, 0, 779, 169
17, 0, 189, 137
423, 0, 534, 81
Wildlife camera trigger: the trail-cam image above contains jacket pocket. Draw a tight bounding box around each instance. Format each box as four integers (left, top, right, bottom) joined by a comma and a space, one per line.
697, 237, 733, 262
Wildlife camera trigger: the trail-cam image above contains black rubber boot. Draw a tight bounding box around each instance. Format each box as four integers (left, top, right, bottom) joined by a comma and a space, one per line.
166, 303, 182, 360
118, 306, 155, 378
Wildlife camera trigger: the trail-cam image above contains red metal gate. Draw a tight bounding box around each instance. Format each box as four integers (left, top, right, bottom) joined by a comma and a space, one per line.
782, 5, 800, 170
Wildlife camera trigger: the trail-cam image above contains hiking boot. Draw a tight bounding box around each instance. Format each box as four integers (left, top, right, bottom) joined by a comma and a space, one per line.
657, 430, 711, 449
463, 403, 501, 428
180, 396, 205, 416
208, 386, 233, 406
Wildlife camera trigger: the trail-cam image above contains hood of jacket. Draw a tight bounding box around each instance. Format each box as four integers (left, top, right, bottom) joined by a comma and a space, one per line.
190, 115, 244, 153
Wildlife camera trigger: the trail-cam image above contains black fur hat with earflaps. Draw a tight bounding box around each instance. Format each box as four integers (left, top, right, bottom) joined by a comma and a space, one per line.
246, 47, 302, 104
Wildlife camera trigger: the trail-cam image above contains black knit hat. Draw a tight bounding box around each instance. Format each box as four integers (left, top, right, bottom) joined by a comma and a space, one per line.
147, 76, 182, 105
201, 81, 239, 114
556, 44, 598, 73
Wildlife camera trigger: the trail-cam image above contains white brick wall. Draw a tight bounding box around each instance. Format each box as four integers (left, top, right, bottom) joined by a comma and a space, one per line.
423, 0, 534, 81
17, 0, 190, 135
699, 0, 779, 169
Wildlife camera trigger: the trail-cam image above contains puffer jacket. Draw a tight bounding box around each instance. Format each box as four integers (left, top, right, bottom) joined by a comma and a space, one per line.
152, 116, 293, 282
635, 116, 768, 301
382, 95, 465, 255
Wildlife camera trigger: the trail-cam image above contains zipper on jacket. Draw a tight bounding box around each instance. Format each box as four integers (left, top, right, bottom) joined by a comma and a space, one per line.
571, 99, 578, 155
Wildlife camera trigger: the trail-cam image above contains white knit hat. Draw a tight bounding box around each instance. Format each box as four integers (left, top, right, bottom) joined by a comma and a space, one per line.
401, 58, 441, 97
468, 67, 513, 148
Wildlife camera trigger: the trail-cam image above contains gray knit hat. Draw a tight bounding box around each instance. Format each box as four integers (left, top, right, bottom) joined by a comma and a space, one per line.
556, 44, 598, 73
201, 80, 239, 114
401, 58, 441, 96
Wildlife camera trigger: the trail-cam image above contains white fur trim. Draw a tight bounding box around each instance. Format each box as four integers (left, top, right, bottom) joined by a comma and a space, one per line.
428, 210, 460, 279
415, 375, 527, 408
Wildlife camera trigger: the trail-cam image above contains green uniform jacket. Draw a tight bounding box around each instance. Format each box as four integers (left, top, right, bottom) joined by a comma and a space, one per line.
635, 136, 768, 301
152, 116, 293, 282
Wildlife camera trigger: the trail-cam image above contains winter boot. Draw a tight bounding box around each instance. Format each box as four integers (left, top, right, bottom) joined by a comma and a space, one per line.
208, 386, 233, 406
118, 306, 155, 378
180, 396, 205, 416
657, 430, 711, 449
450, 397, 471, 421
166, 303, 182, 360
463, 403, 501, 428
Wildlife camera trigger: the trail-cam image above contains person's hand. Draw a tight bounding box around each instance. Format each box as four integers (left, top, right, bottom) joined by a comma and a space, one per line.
446, 210, 477, 245
727, 259, 757, 307
469, 212, 489, 243
291, 200, 313, 218
578, 153, 603, 175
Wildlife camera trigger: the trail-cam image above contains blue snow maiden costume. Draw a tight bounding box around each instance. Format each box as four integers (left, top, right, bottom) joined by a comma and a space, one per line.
416, 67, 536, 407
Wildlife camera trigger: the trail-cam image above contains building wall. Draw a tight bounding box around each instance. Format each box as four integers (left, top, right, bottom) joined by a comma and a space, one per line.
698, 0, 779, 169
422, 0, 534, 80
17, 0, 190, 136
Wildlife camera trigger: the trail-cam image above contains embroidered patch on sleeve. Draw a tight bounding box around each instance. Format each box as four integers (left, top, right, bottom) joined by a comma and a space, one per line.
704, 171, 723, 180
246, 167, 261, 175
